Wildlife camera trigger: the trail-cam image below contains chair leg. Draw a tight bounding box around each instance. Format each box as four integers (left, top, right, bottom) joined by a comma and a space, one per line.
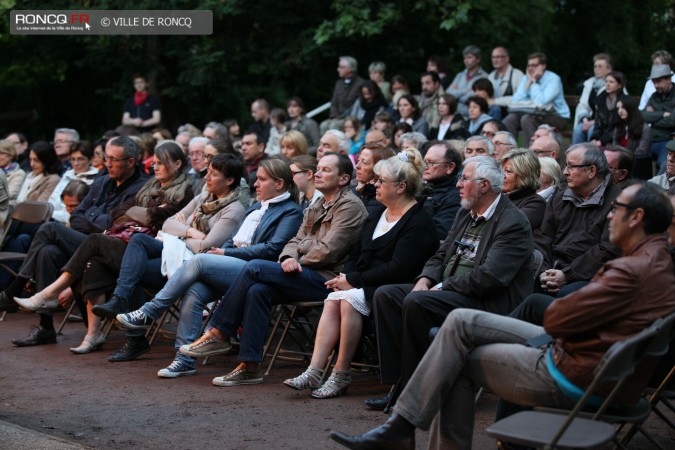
56, 300, 78, 335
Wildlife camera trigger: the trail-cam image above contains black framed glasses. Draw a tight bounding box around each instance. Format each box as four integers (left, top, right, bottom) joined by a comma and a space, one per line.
610, 200, 636, 214
564, 163, 592, 171
424, 160, 449, 167
104, 155, 131, 163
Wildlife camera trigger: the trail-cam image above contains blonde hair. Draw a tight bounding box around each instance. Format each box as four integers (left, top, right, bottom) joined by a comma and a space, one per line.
374, 147, 425, 197
0, 139, 17, 161
538, 156, 562, 189
279, 130, 308, 156
501, 148, 541, 190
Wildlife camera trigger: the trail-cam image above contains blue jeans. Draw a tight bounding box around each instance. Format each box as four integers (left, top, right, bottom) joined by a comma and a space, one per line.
113, 233, 165, 303
209, 259, 331, 363
139, 254, 248, 368
572, 122, 594, 144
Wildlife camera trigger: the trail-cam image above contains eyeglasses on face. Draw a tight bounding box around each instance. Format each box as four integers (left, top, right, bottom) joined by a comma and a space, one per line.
609, 200, 636, 214
104, 155, 131, 163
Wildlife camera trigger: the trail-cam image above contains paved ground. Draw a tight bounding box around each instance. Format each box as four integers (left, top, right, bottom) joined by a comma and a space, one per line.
0, 310, 673, 449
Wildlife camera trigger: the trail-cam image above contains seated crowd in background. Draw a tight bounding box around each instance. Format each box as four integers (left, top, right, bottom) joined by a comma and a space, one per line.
1, 45, 674, 450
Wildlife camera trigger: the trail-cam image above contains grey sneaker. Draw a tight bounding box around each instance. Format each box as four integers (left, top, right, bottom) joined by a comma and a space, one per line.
179, 329, 232, 357
116, 310, 152, 330
157, 360, 197, 378
212, 363, 263, 387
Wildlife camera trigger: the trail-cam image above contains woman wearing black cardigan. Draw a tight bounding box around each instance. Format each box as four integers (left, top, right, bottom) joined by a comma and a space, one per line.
283, 149, 439, 399
501, 148, 546, 230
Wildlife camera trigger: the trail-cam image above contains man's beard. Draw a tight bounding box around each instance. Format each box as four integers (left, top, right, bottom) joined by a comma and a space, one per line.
460, 192, 480, 210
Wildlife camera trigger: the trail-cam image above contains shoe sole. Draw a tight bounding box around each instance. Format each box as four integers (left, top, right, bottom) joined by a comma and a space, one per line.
116, 314, 151, 331
14, 298, 58, 312
212, 377, 263, 387
282, 380, 319, 391
157, 369, 197, 378
92, 307, 118, 320
179, 345, 232, 358
12, 338, 57, 347
311, 387, 349, 399
108, 346, 150, 362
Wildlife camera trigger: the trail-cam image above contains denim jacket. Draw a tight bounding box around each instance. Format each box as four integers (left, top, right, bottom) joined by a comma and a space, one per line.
222, 198, 303, 262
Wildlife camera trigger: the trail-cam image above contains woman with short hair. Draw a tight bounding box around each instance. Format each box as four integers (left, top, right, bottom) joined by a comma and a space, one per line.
283, 149, 439, 398
501, 148, 547, 229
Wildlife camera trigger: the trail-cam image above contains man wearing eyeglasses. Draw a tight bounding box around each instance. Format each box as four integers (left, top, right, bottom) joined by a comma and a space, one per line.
530, 135, 560, 161
531, 143, 621, 303
331, 182, 674, 450
54, 128, 79, 171
648, 139, 675, 190
187, 137, 209, 194
503, 52, 570, 145
366, 156, 533, 411
418, 141, 462, 238
0, 136, 148, 346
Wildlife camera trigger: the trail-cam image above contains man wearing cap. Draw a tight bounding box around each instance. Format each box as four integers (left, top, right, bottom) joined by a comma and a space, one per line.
642, 64, 675, 168
648, 138, 675, 190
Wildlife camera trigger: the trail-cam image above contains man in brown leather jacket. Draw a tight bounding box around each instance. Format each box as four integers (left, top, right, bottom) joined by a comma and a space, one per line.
330, 181, 675, 450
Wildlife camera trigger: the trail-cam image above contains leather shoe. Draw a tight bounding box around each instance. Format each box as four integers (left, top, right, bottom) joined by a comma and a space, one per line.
108, 337, 149, 362
92, 295, 127, 319
0, 292, 18, 313
330, 413, 415, 450
364, 394, 391, 411
12, 326, 57, 347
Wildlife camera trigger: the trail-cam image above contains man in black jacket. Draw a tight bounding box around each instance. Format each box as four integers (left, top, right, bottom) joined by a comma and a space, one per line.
0, 136, 147, 346
368, 156, 534, 409
418, 141, 462, 239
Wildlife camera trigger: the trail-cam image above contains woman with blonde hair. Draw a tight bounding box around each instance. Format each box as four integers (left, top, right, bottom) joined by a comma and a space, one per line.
537, 156, 562, 202
500, 148, 546, 229
279, 130, 308, 159
283, 148, 439, 399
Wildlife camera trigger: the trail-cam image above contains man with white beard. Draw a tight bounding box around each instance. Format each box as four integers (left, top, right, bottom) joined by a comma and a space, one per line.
364, 156, 534, 410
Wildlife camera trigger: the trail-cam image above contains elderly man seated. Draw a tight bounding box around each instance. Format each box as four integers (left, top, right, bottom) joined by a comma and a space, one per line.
331, 181, 675, 450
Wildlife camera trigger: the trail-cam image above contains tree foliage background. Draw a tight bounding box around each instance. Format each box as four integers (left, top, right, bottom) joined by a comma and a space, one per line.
1, 0, 674, 140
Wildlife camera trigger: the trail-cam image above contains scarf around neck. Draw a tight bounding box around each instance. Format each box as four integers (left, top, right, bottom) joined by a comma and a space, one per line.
191, 189, 240, 233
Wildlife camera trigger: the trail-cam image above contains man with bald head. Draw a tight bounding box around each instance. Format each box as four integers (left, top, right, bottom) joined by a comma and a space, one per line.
530, 135, 560, 160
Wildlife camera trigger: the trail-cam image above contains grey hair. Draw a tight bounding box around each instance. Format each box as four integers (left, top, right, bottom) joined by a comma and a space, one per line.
189, 136, 209, 148
109, 136, 140, 160
324, 129, 351, 154
463, 45, 482, 59
368, 61, 386, 74
55, 128, 79, 142
465, 155, 502, 191
539, 156, 562, 189
339, 56, 358, 72
204, 122, 228, 139
466, 135, 494, 155
495, 131, 517, 147
567, 143, 609, 179
536, 124, 561, 145
399, 132, 428, 149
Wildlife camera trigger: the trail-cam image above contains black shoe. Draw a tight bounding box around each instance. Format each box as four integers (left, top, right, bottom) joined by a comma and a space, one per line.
92, 295, 127, 319
12, 326, 57, 347
364, 394, 391, 411
330, 413, 415, 450
108, 337, 150, 362
365, 382, 401, 412
0, 292, 18, 313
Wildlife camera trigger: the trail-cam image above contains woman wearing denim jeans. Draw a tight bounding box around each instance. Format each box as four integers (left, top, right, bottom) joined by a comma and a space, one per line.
116, 158, 303, 377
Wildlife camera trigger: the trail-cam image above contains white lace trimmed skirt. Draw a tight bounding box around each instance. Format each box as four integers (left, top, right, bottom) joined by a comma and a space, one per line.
325, 288, 370, 316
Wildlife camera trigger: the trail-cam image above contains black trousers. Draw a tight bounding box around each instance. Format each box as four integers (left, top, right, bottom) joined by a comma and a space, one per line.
373, 283, 485, 386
